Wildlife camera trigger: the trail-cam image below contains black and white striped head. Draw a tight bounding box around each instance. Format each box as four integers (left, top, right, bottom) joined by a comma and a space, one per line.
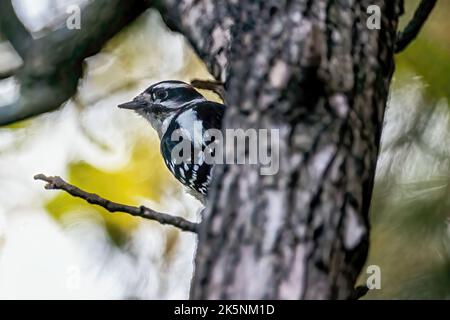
118, 80, 206, 137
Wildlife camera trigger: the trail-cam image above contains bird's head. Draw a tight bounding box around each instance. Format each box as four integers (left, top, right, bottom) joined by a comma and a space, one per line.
118, 80, 206, 137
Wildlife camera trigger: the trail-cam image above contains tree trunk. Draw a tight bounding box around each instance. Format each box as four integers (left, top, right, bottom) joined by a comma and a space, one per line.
0, 0, 413, 299
161, 0, 403, 299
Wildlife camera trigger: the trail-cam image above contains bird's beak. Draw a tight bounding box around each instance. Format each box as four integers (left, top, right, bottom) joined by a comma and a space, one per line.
117, 99, 147, 110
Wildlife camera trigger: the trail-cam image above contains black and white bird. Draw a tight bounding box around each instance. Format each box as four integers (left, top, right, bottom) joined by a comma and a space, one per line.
118, 80, 225, 203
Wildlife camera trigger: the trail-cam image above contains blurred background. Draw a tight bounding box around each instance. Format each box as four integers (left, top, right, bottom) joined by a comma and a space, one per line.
0, 0, 449, 299
361, 0, 450, 299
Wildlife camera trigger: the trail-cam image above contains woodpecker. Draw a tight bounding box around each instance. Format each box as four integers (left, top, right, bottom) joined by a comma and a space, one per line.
118, 80, 225, 203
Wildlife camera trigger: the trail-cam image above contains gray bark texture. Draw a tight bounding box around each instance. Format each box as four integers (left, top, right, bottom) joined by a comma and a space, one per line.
162, 0, 403, 299
1, 0, 407, 299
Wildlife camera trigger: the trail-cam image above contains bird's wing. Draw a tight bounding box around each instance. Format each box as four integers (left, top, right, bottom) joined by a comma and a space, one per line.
160, 101, 225, 195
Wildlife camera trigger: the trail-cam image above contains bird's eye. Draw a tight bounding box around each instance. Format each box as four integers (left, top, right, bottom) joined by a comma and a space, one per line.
153, 89, 168, 101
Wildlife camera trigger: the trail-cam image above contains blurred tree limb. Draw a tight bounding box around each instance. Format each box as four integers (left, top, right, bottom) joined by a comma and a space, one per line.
191, 79, 225, 101
0, 0, 150, 126
34, 174, 199, 233
0, 0, 32, 57
396, 0, 438, 53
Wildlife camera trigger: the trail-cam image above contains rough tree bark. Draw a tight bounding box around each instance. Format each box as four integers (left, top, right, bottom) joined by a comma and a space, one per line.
2, 0, 414, 299
161, 0, 403, 299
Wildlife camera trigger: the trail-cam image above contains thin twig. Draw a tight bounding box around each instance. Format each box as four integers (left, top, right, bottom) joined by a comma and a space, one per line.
395, 0, 438, 53
34, 174, 199, 233
191, 79, 226, 101
349, 285, 369, 300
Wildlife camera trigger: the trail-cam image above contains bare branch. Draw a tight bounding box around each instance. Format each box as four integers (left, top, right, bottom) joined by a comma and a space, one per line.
396, 0, 438, 53
349, 286, 369, 300
0, 0, 150, 126
34, 174, 199, 234
191, 79, 226, 101
0, 0, 33, 57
